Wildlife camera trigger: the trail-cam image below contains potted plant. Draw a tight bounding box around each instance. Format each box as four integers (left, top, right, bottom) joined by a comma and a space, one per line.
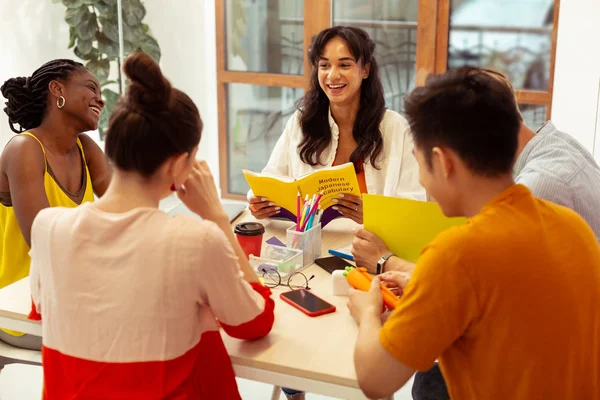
54, 0, 161, 138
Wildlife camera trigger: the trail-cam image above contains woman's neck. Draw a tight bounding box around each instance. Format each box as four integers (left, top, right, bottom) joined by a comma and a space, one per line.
34, 113, 82, 155
330, 95, 361, 133
93, 171, 163, 213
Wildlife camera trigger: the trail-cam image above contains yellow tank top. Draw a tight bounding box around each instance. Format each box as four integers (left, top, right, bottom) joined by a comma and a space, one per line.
0, 132, 94, 335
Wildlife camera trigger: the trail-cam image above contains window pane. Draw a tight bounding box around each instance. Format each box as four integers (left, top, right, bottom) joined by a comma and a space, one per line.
520, 104, 547, 130
225, 0, 304, 75
333, 0, 419, 113
449, 0, 555, 90
227, 84, 303, 195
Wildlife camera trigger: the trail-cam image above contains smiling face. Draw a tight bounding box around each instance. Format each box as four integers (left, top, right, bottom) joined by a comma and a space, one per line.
317, 36, 370, 106
51, 69, 105, 132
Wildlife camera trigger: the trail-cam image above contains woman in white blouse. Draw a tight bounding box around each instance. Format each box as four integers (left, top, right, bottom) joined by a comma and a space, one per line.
249, 26, 423, 225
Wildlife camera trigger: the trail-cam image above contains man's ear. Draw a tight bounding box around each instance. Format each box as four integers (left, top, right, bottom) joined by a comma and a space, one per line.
48, 80, 64, 98
431, 147, 455, 180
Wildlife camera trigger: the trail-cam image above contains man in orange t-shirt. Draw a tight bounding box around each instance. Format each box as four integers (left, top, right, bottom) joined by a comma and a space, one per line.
347, 66, 600, 400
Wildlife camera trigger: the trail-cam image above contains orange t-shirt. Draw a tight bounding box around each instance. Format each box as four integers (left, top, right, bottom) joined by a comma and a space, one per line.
380, 184, 600, 399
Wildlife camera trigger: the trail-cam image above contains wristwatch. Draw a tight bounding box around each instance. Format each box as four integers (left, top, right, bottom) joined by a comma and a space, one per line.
376, 252, 395, 274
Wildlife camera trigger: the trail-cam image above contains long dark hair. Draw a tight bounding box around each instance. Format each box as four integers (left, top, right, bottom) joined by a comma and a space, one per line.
1, 60, 85, 133
298, 26, 385, 171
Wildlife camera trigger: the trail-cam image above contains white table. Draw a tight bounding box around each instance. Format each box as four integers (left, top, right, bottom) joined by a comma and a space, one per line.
223, 216, 369, 399
0, 213, 374, 400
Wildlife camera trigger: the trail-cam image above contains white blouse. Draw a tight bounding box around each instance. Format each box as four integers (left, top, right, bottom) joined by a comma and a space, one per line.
259, 108, 424, 197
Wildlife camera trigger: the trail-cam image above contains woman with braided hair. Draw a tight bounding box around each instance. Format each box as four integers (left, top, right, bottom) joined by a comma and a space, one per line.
0, 59, 111, 352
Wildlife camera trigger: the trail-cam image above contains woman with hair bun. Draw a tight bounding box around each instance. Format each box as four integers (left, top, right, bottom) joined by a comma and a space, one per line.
29, 52, 275, 399
0, 59, 111, 351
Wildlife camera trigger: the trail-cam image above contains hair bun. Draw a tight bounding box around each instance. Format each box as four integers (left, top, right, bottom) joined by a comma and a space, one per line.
1, 76, 35, 132
123, 52, 172, 110
1, 76, 32, 99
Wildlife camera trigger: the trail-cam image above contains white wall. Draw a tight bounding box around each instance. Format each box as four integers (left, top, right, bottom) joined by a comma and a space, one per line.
0, 0, 74, 149
595, 80, 600, 158
143, 0, 220, 183
552, 0, 600, 161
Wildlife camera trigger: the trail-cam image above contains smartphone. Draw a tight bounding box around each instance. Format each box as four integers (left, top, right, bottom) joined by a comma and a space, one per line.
314, 256, 353, 274
280, 289, 336, 317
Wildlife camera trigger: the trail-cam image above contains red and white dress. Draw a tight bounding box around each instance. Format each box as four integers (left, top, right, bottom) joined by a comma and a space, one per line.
29, 204, 275, 399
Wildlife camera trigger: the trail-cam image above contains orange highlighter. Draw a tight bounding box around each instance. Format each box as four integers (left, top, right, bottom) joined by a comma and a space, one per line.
344, 266, 399, 310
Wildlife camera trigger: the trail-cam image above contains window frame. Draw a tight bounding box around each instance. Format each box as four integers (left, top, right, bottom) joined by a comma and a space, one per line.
215, 0, 560, 199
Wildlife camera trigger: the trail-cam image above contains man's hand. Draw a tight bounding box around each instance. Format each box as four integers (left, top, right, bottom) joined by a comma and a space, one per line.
352, 228, 391, 273
348, 277, 384, 326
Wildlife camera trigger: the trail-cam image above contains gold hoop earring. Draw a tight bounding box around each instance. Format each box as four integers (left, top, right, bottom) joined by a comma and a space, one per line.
57, 96, 66, 109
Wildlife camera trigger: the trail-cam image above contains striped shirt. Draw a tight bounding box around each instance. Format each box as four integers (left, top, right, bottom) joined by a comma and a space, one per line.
514, 121, 600, 240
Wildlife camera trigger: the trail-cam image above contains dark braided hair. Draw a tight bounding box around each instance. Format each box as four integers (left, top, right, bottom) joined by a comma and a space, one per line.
1, 59, 85, 133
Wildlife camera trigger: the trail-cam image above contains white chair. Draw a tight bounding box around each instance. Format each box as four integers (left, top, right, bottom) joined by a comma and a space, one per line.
0, 340, 41, 368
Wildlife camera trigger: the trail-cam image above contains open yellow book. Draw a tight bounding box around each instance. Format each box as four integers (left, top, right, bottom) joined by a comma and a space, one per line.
363, 194, 466, 263
243, 163, 360, 219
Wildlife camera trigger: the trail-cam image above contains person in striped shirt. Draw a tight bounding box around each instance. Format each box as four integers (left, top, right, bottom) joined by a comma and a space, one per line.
29, 52, 275, 399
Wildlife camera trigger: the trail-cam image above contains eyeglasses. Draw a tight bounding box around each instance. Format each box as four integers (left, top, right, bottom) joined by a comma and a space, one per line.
260, 269, 315, 290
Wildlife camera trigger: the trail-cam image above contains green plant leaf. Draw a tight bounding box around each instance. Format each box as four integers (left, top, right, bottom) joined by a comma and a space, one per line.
76, 10, 98, 40
123, 40, 137, 55
65, 5, 87, 25
102, 88, 120, 104
94, 1, 115, 17
74, 46, 99, 61
82, 0, 96, 4
99, 17, 119, 42
52, 0, 63, 4
98, 88, 120, 139
75, 37, 93, 55
96, 32, 119, 59
141, 23, 149, 34
62, 0, 84, 8
123, 22, 143, 43
68, 26, 77, 49
140, 35, 161, 62
86, 59, 111, 85
102, 0, 117, 6
122, 0, 145, 26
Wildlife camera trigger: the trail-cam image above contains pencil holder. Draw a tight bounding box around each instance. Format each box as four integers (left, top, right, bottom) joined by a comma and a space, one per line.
286, 223, 322, 266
